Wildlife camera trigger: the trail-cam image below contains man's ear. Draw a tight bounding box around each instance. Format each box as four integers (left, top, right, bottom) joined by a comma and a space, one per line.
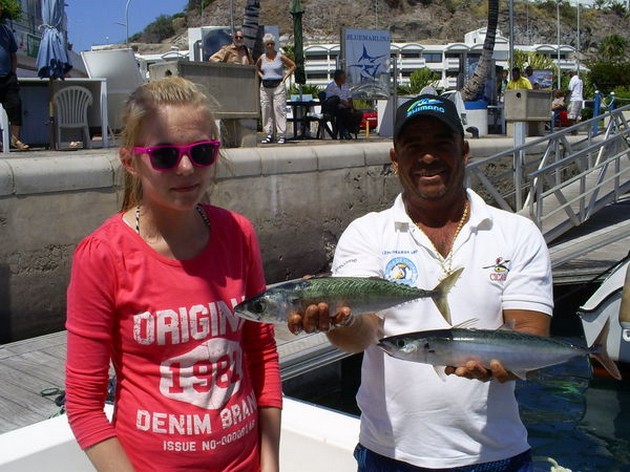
120, 147, 137, 175
463, 140, 470, 165
389, 147, 399, 174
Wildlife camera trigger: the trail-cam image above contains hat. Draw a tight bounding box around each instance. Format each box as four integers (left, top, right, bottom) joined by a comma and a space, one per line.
394, 94, 464, 141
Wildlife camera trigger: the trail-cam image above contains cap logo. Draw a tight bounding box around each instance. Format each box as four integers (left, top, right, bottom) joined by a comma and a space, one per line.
406, 97, 445, 118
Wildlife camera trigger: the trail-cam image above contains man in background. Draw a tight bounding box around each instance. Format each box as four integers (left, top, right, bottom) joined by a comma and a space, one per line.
324, 69, 363, 140
506, 67, 532, 90
524, 65, 540, 89
209, 28, 253, 65
567, 70, 584, 129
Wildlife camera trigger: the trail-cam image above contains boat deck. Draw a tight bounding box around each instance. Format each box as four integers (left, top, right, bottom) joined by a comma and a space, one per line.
0, 325, 341, 435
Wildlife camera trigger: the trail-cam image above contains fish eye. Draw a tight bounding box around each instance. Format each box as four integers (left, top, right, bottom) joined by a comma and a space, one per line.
396, 339, 406, 348
251, 300, 266, 314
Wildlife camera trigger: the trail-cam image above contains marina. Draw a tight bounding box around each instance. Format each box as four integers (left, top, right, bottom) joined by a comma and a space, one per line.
0, 104, 628, 470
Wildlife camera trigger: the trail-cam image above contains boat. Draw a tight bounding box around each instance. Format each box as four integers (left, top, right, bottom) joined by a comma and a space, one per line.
0, 398, 359, 472
578, 255, 630, 366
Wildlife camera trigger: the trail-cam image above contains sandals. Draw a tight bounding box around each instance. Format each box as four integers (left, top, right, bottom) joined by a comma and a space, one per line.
10, 135, 29, 151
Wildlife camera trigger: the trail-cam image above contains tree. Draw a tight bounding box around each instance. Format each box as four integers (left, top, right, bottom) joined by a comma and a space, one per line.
599, 34, 628, 63
460, 0, 499, 101
409, 68, 440, 94
0, 0, 22, 21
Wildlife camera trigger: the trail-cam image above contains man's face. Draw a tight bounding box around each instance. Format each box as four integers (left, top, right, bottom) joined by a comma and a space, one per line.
512, 69, 521, 80
233, 31, 244, 46
336, 73, 347, 85
391, 117, 468, 203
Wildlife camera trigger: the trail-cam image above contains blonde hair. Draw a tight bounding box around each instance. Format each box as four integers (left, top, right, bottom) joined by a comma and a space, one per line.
119, 77, 220, 211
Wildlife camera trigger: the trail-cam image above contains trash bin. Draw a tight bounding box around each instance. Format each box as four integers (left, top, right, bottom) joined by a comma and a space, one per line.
464, 100, 488, 137
504, 89, 552, 137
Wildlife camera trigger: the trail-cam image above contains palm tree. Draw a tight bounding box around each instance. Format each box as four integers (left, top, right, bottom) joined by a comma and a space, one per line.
460, 0, 499, 101
599, 34, 628, 62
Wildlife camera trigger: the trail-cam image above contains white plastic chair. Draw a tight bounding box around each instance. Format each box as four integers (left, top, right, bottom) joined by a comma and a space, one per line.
52, 86, 93, 150
0, 103, 9, 155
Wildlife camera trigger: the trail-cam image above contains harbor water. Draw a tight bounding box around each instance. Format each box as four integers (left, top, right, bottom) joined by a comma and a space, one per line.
284, 284, 630, 472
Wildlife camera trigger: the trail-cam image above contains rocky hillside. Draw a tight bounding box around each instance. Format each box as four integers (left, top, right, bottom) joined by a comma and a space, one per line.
136, 0, 630, 63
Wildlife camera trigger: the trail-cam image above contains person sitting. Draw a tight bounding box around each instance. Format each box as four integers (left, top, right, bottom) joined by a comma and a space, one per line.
208, 28, 253, 65
324, 69, 363, 140
551, 89, 567, 128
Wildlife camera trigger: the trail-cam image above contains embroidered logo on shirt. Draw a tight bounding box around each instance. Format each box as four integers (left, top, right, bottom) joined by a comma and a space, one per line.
483, 257, 511, 282
385, 257, 418, 286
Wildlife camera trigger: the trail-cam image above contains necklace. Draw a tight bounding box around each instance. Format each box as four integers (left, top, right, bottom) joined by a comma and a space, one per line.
414, 200, 469, 277
134, 204, 211, 235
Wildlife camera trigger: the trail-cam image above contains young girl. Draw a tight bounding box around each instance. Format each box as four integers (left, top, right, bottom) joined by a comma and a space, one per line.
65, 77, 282, 471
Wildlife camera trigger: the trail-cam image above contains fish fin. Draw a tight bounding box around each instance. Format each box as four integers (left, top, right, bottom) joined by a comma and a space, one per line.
430, 267, 464, 325
512, 369, 528, 380
433, 365, 448, 382
589, 318, 622, 381
453, 318, 479, 329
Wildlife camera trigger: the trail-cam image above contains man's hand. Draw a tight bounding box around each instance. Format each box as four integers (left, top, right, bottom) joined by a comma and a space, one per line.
287, 303, 352, 335
445, 359, 517, 383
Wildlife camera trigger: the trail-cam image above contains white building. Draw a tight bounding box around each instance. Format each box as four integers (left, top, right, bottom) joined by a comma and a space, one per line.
302, 28, 577, 91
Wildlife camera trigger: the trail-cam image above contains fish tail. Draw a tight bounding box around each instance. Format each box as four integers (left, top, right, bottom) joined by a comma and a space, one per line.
589, 318, 622, 381
430, 267, 464, 326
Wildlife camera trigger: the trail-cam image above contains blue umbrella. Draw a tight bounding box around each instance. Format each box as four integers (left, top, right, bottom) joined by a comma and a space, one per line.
36, 0, 72, 79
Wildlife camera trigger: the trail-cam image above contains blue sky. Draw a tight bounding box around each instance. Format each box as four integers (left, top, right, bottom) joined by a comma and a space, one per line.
65, 1, 187, 53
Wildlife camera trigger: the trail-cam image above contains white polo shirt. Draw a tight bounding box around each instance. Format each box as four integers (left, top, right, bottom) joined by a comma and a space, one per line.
332, 189, 553, 469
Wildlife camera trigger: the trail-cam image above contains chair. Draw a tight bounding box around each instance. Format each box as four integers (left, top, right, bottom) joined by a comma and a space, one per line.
315, 91, 337, 139
53, 86, 93, 150
0, 103, 9, 155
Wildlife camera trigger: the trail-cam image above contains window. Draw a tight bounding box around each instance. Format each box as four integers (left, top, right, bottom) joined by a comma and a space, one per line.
423, 53, 442, 63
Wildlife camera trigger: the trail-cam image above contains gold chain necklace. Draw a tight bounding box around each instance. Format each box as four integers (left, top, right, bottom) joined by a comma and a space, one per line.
414, 200, 469, 277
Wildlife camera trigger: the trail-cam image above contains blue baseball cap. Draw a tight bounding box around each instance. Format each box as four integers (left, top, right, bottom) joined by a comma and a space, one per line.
394, 94, 464, 142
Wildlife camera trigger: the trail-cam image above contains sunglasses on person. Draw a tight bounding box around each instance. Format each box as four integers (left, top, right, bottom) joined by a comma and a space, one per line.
133, 140, 221, 171
234, 35, 244, 39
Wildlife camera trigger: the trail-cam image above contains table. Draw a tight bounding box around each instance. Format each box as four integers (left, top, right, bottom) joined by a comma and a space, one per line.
286, 100, 321, 140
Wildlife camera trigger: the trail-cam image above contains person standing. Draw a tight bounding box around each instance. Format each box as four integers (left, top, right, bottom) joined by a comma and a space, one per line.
209, 28, 253, 65
524, 65, 540, 89
288, 95, 553, 471
256, 33, 295, 145
567, 70, 584, 128
65, 77, 282, 472
506, 67, 532, 90
324, 69, 363, 140
0, 3, 28, 151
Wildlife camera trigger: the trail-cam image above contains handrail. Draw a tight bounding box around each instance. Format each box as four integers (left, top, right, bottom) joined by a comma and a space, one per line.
465, 103, 630, 243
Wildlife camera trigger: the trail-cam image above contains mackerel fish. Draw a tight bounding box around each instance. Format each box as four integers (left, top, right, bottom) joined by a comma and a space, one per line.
234, 267, 463, 325
378, 318, 622, 380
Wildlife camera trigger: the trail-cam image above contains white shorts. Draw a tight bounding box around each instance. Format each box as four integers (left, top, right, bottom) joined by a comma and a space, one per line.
567, 100, 583, 121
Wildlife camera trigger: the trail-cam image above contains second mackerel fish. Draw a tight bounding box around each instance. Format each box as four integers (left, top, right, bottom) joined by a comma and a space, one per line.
234, 267, 463, 325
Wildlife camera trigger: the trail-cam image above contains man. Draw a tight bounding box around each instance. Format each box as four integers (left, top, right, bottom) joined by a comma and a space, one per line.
567, 70, 584, 128
289, 95, 553, 471
524, 65, 540, 89
208, 28, 253, 65
324, 69, 363, 140
0, 3, 28, 151
506, 67, 532, 90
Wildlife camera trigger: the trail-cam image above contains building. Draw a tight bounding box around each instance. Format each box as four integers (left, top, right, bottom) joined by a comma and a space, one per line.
302, 28, 578, 92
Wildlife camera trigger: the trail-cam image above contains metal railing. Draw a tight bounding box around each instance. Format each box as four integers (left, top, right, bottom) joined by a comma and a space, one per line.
465, 103, 630, 243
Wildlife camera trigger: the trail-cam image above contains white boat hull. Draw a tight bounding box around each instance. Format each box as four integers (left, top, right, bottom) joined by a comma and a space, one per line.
0, 398, 359, 471
579, 258, 630, 364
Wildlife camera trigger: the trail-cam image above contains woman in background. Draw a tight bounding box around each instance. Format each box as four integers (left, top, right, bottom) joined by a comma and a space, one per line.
65, 77, 282, 471
256, 33, 295, 144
